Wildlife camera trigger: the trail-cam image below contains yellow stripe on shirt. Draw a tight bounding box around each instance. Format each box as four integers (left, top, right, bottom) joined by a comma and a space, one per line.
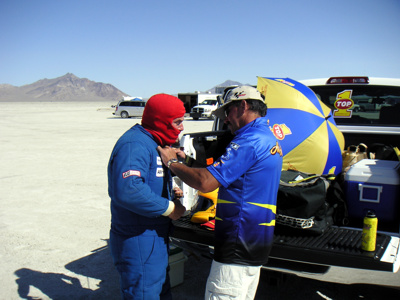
247, 202, 276, 214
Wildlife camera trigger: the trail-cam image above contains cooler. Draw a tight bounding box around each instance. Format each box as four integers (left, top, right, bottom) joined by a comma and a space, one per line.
169, 245, 187, 288
344, 159, 400, 223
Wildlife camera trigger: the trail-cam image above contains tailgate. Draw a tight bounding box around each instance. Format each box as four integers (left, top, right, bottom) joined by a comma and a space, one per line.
172, 217, 400, 273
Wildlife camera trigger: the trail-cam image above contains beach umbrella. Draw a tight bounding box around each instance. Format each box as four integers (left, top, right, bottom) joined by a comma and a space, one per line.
257, 77, 344, 175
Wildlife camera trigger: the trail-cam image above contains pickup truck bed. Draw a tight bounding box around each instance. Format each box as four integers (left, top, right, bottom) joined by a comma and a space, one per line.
173, 128, 400, 274
172, 216, 400, 273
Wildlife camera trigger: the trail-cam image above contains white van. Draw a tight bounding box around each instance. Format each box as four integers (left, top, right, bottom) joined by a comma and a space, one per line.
113, 100, 146, 118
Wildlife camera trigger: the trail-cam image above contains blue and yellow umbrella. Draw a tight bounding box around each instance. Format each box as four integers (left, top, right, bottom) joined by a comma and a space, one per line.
257, 77, 345, 175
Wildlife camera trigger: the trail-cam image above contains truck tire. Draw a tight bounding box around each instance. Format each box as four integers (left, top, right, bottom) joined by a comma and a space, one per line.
121, 111, 129, 118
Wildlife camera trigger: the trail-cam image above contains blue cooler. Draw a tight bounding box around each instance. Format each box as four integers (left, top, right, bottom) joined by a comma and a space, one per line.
344, 159, 400, 223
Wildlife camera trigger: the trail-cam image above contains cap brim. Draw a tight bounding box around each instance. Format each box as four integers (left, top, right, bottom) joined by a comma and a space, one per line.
212, 102, 230, 120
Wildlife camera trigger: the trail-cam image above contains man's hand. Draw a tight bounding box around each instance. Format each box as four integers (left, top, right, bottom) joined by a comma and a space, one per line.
158, 146, 221, 194
168, 199, 186, 220
173, 147, 186, 161
173, 187, 183, 200
157, 145, 178, 167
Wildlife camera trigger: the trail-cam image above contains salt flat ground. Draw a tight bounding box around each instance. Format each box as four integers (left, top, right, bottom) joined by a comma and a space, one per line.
0, 101, 399, 299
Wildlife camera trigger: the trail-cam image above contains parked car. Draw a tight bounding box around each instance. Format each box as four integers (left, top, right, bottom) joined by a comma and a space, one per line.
113, 100, 146, 118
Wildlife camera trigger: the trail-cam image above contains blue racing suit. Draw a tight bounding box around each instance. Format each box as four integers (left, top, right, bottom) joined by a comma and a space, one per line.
207, 117, 283, 266
108, 124, 173, 300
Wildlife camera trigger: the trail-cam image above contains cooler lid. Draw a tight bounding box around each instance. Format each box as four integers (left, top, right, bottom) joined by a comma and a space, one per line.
345, 159, 400, 185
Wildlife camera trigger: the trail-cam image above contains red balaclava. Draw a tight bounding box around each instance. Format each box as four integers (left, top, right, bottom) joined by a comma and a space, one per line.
142, 93, 186, 146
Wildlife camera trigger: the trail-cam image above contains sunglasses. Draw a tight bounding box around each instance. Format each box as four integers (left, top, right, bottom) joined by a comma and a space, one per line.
225, 101, 240, 118
224, 103, 237, 118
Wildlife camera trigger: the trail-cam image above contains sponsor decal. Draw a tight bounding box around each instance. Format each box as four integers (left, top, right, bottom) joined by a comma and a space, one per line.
259, 85, 267, 98
275, 79, 295, 87
156, 168, 164, 177
221, 148, 232, 161
213, 161, 221, 167
157, 157, 162, 165
333, 90, 354, 118
270, 124, 292, 140
230, 142, 240, 150
270, 142, 283, 156
233, 91, 247, 99
122, 170, 141, 179
285, 162, 298, 171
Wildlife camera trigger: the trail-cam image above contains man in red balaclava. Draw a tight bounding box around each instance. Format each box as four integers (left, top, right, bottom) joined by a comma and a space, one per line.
142, 93, 186, 146
108, 93, 186, 300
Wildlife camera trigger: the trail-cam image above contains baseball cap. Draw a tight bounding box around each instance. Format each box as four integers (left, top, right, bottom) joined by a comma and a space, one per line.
212, 86, 264, 120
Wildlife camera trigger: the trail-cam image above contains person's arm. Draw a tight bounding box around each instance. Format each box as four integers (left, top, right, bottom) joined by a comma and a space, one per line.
109, 142, 185, 218
163, 199, 186, 220
157, 146, 220, 193
165, 187, 185, 220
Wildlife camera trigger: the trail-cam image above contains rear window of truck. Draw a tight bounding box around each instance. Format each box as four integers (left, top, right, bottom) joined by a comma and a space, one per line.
309, 85, 400, 127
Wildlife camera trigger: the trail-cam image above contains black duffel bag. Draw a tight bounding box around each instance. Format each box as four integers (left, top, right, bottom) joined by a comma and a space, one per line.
275, 170, 334, 236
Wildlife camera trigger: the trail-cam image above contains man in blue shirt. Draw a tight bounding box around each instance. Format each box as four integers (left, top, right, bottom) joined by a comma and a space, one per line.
108, 93, 186, 299
158, 86, 283, 299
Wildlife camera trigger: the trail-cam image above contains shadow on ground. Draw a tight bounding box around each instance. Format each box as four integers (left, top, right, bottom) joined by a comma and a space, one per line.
14, 240, 120, 300
13, 241, 400, 300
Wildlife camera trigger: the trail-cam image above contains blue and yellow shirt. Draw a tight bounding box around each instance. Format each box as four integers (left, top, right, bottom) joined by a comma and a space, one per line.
207, 117, 283, 266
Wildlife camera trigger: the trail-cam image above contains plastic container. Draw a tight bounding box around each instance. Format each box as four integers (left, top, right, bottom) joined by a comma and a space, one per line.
344, 159, 400, 223
169, 245, 187, 288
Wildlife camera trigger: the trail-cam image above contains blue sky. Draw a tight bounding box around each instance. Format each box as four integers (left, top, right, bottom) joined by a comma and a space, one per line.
1, 0, 399, 98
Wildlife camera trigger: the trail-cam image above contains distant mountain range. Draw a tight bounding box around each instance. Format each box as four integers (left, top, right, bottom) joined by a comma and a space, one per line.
206, 80, 244, 94
0, 73, 128, 102
0, 73, 244, 102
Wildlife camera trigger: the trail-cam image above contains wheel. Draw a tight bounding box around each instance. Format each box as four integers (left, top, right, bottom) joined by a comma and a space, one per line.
121, 111, 129, 118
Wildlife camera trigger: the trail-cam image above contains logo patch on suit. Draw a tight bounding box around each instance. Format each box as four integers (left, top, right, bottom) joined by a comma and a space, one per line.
221, 142, 239, 161
156, 168, 164, 177
213, 161, 221, 167
270, 142, 283, 156
157, 157, 162, 165
230, 142, 240, 150
221, 148, 232, 161
122, 170, 141, 179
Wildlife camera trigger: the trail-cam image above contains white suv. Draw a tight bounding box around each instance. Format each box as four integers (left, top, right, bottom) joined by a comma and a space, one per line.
190, 99, 218, 120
